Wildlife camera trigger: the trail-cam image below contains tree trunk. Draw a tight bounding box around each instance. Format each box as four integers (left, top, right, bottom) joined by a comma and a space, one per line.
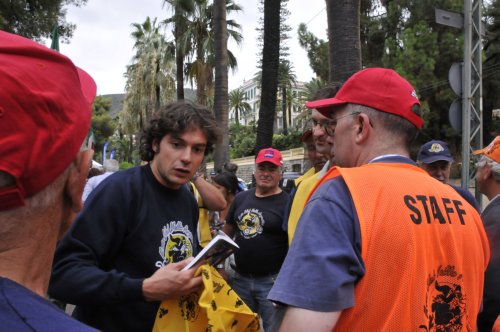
213, 0, 229, 171
235, 108, 240, 126
155, 61, 161, 112
282, 85, 288, 135
173, 4, 186, 101
325, 0, 361, 83
255, 0, 281, 152
175, 42, 185, 100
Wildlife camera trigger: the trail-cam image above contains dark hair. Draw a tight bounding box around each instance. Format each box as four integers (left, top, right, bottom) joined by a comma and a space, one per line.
309, 83, 343, 115
140, 100, 221, 161
213, 172, 238, 195
312, 83, 342, 101
88, 167, 103, 179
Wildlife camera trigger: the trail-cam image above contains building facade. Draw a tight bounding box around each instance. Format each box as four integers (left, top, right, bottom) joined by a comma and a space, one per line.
230, 77, 307, 132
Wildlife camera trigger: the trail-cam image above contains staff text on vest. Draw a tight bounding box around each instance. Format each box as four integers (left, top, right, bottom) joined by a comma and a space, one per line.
403, 195, 467, 225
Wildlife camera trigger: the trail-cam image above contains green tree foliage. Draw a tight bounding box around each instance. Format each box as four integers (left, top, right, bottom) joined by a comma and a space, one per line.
224, 123, 304, 159
110, 134, 139, 165
378, 0, 463, 147
121, 17, 176, 135
229, 88, 252, 125
91, 96, 116, 161
179, 0, 243, 106
229, 124, 257, 158
272, 130, 302, 151
359, 0, 385, 67
299, 0, 480, 150
163, 0, 195, 100
277, 59, 297, 135
297, 23, 329, 81
119, 161, 135, 170
0, 0, 87, 41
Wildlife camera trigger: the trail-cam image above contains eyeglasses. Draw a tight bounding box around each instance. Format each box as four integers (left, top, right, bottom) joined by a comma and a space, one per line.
311, 119, 331, 130
324, 112, 361, 136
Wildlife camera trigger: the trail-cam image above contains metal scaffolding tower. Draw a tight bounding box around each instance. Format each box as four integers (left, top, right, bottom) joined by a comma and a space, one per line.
462, 0, 483, 205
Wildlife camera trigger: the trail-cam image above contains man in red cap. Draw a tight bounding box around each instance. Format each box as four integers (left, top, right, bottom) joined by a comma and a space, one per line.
474, 135, 500, 332
269, 68, 489, 331
223, 148, 289, 332
0, 31, 97, 330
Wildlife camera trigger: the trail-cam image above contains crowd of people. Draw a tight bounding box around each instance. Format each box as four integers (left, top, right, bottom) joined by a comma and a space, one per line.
1, 30, 498, 332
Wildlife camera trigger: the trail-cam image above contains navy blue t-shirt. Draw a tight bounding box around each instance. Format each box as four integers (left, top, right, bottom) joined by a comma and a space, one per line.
226, 188, 289, 275
49, 164, 199, 332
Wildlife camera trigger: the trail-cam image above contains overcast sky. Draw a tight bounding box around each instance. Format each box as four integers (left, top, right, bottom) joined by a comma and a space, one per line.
50, 0, 327, 95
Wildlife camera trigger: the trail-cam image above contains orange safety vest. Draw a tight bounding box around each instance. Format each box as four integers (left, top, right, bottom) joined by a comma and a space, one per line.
309, 163, 490, 331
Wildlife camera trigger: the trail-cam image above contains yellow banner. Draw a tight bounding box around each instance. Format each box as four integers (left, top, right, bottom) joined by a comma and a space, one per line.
153, 265, 261, 332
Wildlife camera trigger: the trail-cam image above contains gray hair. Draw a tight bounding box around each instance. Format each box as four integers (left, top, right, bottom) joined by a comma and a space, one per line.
481, 156, 500, 181
346, 104, 420, 150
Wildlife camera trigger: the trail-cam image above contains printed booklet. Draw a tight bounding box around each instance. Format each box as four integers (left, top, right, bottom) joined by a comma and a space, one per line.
182, 232, 239, 271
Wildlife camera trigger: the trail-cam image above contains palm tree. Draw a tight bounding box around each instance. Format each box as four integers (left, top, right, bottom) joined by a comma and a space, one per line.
301, 77, 328, 102
325, 0, 361, 82
255, 0, 281, 151
212, 0, 229, 172
229, 88, 251, 125
122, 17, 176, 134
163, 0, 194, 100
278, 59, 296, 135
180, 0, 242, 106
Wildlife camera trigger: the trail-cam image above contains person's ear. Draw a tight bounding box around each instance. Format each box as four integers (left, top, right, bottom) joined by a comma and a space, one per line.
355, 113, 371, 144
481, 164, 493, 182
152, 139, 159, 153
65, 149, 93, 213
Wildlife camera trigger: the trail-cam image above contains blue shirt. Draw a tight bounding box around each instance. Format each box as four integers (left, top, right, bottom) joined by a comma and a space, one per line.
0, 277, 96, 331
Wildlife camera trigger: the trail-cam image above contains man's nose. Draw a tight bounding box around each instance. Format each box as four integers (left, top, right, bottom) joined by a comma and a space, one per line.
179, 147, 192, 163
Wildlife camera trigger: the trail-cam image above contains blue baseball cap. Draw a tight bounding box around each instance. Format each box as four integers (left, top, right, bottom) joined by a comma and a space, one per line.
417, 140, 453, 164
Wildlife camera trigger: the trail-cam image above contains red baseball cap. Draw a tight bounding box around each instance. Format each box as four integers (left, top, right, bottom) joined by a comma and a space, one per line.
256, 148, 283, 167
305, 68, 423, 129
0, 31, 96, 210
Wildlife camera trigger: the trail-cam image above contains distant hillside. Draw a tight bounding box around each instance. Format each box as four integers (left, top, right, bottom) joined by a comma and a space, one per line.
101, 88, 196, 118
101, 94, 124, 118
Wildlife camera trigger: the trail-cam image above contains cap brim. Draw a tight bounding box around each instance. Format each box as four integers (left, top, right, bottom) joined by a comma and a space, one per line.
256, 159, 283, 167
305, 97, 347, 117
420, 155, 454, 164
76, 67, 97, 106
472, 148, 485, 156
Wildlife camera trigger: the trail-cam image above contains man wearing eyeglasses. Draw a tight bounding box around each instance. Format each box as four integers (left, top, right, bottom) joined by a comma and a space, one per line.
284, 85, 341, 245
474, 136, 500, 332
269, 68, 489, 331
223, 148, 289, 332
